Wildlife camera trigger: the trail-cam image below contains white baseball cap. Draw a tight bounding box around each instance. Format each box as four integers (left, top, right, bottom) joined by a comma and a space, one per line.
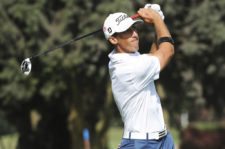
103, 12, 142, 39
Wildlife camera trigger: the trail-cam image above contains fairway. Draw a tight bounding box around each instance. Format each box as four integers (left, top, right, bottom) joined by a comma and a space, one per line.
108, 126, 123, 149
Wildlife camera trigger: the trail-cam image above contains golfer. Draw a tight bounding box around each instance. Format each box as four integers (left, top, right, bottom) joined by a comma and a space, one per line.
103, 5, 175, 149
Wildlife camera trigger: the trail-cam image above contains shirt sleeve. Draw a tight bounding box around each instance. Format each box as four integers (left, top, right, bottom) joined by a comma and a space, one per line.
133, 54, 160, 90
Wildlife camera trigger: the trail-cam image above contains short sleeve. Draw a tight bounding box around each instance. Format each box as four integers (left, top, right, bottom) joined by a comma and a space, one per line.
133, 54, 160, 89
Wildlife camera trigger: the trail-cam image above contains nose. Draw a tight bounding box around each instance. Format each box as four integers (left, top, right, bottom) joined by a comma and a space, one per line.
131, 28, 138, 38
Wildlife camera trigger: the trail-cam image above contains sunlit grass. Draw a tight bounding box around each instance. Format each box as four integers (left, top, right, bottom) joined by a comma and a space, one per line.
191, 121, 225, 130
108, 126, 123, 149
170, 127, 180, 148
0, 133, 18, 149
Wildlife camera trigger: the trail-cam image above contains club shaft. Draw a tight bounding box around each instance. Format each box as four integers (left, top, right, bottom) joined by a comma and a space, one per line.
30, 28, 102, 59
29, 14, 139, 60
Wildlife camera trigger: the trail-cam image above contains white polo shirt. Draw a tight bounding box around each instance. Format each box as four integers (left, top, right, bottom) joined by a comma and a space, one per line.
108, 50, 165, 133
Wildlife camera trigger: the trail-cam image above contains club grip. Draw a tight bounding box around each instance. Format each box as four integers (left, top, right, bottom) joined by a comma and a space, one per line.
130, 13, 140, 19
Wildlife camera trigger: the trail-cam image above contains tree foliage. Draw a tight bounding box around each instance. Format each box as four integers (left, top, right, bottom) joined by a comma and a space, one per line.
0, 0, 225, 148
167, 0, 225, 118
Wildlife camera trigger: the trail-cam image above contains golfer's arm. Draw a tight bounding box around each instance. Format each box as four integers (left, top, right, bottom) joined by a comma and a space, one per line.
149, 35, 158, 54
151, 18, 174, 71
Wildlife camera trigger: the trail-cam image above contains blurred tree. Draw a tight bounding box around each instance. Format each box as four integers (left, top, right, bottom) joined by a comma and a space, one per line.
0, 0, 134, 148
1, 0, 225, 149
132, 0, 225, 128
158, 0, 225, 126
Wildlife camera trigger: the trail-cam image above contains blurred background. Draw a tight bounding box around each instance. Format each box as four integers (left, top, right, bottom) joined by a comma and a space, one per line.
0, 0, 225, 148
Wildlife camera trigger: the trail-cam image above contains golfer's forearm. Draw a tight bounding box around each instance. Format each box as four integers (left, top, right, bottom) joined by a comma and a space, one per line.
150, 42, 157, 53
149, 36, 157, 53
150, 20, 172, 54
152, 19, 174, 70
150, 19, 171, 53
153, 18, 171, 39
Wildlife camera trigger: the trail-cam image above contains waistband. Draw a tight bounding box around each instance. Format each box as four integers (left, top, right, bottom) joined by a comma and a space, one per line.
123, 128, 167, 140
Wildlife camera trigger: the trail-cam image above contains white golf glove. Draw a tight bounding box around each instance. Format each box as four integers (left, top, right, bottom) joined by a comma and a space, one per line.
144, 4, 165, 20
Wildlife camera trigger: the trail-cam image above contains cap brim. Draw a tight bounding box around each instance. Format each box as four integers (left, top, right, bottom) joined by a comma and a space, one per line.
115, 19, 143, 33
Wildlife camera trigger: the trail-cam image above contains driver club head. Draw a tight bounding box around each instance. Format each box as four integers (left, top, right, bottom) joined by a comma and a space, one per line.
21, 58, 32, 75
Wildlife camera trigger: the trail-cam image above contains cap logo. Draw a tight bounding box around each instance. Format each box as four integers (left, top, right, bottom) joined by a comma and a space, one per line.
108, 27, 112, 33
115, 14, 129, 25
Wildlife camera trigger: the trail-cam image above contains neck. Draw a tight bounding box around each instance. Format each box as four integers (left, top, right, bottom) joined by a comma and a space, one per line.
115, 47, 138, 54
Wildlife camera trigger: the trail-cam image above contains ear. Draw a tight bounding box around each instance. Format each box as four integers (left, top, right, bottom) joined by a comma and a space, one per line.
108, 36, 118, 45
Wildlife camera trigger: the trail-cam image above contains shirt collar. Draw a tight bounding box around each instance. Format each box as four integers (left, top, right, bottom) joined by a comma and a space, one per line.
108, 49, 140, 63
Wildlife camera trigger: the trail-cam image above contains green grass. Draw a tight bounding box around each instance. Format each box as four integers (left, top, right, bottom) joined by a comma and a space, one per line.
169, 127, 180, 147
0, 133, 18, 149
108, 126, 123, 149
191, 121, 225, 130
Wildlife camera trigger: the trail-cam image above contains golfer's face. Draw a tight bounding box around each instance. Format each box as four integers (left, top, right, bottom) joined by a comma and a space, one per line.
114, 26, 139, 53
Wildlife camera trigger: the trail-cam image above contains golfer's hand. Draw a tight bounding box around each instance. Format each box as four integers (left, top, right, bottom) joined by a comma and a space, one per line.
137, 8, 163, 24
144, 4, 165, 20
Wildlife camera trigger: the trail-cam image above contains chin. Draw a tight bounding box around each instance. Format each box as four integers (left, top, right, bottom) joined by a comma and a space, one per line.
134, 45, 139, 51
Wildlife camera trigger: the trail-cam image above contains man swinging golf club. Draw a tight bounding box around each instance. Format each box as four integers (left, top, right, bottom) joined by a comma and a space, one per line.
103, 4, 175, 148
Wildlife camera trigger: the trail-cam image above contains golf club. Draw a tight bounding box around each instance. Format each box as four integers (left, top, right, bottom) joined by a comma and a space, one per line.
20, 14, 140, 76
